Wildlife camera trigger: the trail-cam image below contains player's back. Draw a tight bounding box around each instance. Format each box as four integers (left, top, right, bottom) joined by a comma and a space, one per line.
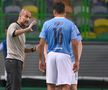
44, 17, 77, 55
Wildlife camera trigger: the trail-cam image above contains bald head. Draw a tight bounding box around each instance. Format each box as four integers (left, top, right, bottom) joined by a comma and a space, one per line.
19, 9, 31, 17
17, 9, 32, 27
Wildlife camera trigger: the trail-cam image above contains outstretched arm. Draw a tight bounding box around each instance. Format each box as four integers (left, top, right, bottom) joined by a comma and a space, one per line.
13, 20, 37, 36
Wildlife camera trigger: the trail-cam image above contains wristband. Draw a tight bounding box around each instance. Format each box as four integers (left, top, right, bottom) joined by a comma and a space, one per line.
31, 48, 34, 52
31, 47, 36, 52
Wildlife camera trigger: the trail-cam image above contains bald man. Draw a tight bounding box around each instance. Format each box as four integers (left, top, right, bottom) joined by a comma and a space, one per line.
5, 9, 37, 90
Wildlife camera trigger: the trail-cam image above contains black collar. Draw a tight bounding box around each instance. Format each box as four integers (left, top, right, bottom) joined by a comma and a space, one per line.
16, 22, 25, 28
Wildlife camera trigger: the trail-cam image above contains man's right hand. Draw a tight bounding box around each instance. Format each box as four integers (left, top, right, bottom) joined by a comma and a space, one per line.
29, 20, 37, 28
26, 20, 37, 32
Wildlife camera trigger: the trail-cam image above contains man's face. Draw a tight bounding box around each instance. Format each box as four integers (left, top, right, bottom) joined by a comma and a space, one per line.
20, 11, 31, 27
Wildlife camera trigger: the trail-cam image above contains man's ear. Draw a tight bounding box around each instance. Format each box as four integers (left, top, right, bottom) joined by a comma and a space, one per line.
53, 10, 56, 16
64, 13, 66, 17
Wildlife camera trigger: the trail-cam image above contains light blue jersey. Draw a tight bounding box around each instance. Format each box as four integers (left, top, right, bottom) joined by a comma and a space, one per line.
39, 17, 78, 55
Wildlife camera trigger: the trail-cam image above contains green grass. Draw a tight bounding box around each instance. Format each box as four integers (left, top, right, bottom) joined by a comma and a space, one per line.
0, 87, 46, 90
0, 87, 108, 90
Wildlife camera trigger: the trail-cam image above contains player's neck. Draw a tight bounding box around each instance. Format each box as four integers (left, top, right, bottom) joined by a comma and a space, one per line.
54, 13, 66, 18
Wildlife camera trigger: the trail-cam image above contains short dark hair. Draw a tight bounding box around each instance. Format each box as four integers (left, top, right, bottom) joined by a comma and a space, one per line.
53, 2, 65, 14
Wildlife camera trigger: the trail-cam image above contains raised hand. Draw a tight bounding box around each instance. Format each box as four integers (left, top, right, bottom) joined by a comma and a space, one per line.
25, 19, 37, 32
29, 20, 37, 28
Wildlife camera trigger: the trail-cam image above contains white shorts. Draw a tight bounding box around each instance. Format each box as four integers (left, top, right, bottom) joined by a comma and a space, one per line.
71, 60, 78, 85
71, 71, 78, 84
46, 52, 78, 85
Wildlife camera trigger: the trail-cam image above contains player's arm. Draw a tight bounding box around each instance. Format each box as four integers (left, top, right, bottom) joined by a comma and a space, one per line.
38, 22, 47, 72
39, 38, 46, 72
78, 41, 82, 60
39, 38, 45, 61
71, 39, 79, 72
13, 20, 36, 37
44, 43, 48, 62
73, 23, 83, 60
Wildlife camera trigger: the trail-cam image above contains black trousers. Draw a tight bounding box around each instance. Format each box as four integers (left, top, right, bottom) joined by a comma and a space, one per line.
5, 58, 23, 90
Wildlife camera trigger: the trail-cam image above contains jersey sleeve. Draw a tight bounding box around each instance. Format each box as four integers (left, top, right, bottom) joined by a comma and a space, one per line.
39, 22, 47, 39
7, 23, 17, 37
74, 24, 82, 41
70, 23, 78, 40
